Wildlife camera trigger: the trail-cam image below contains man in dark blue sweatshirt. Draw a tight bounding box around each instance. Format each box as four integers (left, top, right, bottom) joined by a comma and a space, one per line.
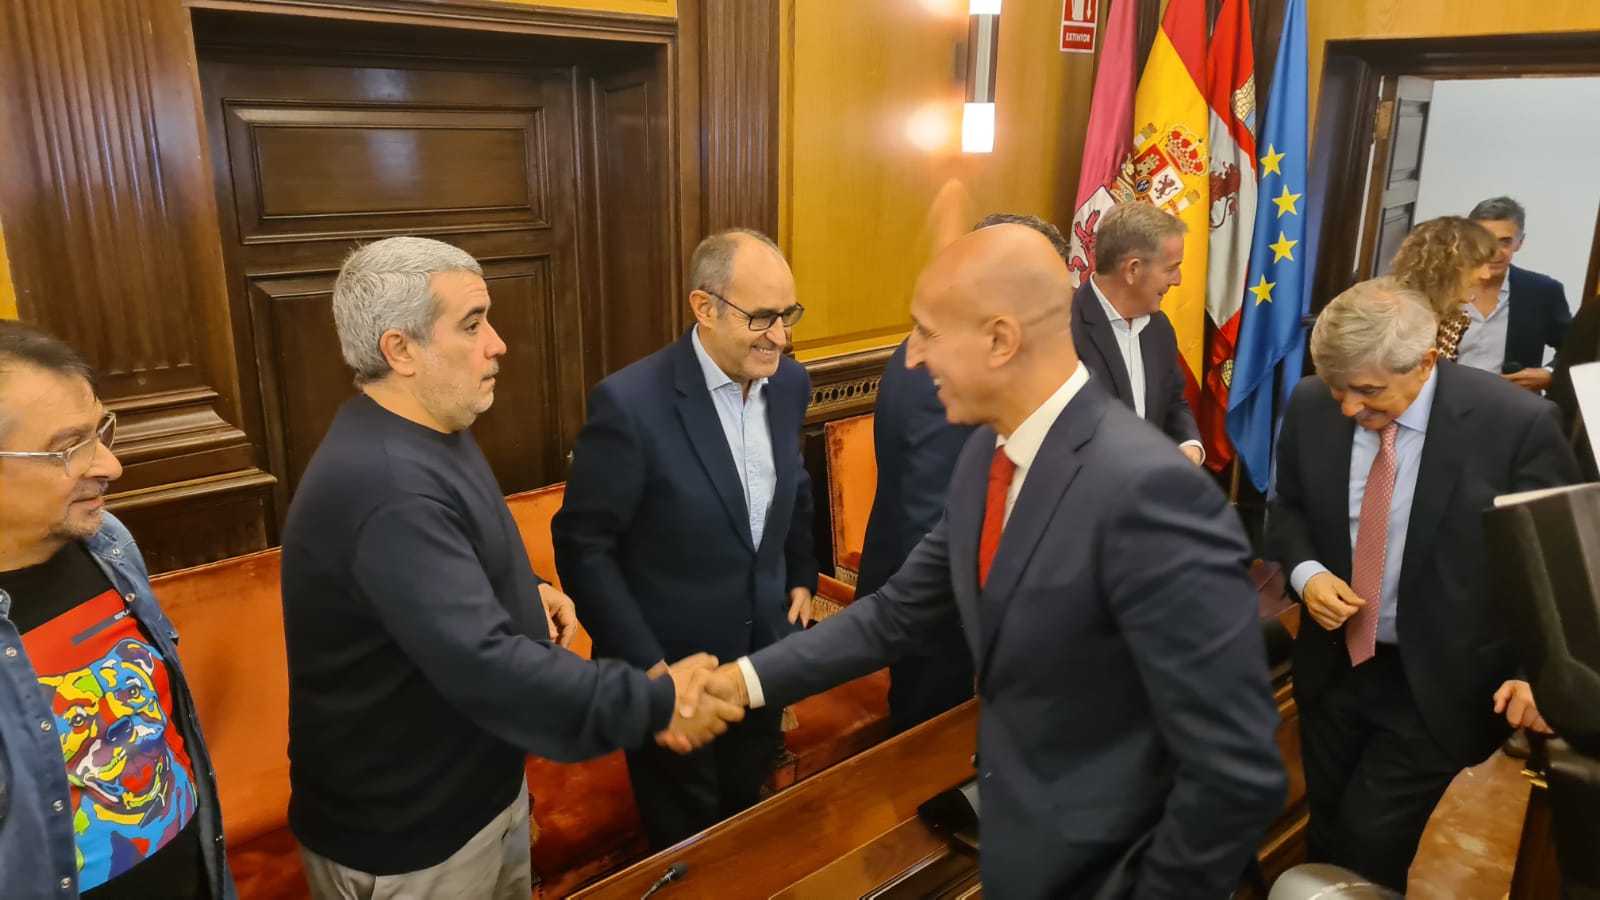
280, 236, 742, 900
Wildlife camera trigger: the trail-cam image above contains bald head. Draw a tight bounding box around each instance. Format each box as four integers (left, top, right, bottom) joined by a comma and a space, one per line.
916, 223, 1073, 326
905, 224, 1079, 435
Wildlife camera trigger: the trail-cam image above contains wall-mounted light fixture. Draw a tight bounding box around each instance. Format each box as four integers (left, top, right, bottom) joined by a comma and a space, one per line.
962, 0, 1001, 153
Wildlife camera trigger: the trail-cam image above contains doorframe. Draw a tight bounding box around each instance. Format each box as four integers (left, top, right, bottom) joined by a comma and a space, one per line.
1309, 31, 1600, 314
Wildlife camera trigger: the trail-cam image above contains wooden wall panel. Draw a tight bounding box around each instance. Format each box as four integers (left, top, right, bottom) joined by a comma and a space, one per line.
699, 0, 779, 236
585, 68, 678, 377
780, 0, 1099, 356
0, 0, 268, 570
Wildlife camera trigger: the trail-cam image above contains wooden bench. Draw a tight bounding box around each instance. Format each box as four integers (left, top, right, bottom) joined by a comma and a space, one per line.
153, 483, 890, 899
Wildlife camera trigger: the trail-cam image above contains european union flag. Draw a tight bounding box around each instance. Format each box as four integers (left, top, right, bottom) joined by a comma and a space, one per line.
1226, 0, 1308, 492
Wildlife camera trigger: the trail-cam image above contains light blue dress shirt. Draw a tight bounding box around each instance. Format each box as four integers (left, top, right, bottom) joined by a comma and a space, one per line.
1289, 366, 1439, 645
691, 327, 777, 546
1455, 275, 1513, 372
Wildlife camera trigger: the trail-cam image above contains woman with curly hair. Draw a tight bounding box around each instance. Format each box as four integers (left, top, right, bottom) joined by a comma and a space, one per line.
1388, 216, 1497, 360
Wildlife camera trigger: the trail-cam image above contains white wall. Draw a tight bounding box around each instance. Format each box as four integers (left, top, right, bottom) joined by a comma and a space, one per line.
1414, 76, 1600, 318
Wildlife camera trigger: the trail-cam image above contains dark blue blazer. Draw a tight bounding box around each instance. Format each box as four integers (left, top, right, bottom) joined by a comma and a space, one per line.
552, 329, 817, 669
748, 379, 1286, 899
1070, 280, 1201, 446
855, 340, 976, 598
1503, 265, 1572, 370
1268, 362, 1579, 765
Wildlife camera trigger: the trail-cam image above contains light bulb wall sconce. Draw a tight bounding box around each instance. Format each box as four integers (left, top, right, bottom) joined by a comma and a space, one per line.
962, 0, 1000, 153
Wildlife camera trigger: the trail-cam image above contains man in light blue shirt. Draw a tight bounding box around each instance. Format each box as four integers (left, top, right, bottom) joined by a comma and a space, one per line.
554, 229, 817, 849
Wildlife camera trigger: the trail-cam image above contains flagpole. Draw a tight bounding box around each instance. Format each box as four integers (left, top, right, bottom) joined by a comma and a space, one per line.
1228, 457, 1242, 505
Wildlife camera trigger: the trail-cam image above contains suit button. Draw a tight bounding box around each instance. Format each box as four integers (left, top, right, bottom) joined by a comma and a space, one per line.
40, 720, 53, 732
53, 800, 64, 812
60, 878, 72, 890
4, 647, 15, 658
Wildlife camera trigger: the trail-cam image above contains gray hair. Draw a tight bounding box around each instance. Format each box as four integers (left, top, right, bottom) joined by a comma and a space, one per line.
332, 236, 483, 385
1310, 277, 1438, 388
1093, 202, 1187, 271
689, 229, 784, 298
1468, 196, 1526, 234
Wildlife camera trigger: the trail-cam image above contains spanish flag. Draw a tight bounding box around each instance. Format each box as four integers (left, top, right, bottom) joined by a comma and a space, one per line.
1125, 0, 1210, 394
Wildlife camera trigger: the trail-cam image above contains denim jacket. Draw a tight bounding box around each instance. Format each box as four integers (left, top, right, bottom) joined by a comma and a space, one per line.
0, 513, 237, 899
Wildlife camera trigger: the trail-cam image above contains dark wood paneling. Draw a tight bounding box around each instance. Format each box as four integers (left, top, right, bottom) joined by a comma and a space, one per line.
586, 67, 677, 376
247, 118, 539, 220
697, 0, 778, 236
1307, 54, 1382, 313
202, 46, 586, 516
0, 0, 272, 571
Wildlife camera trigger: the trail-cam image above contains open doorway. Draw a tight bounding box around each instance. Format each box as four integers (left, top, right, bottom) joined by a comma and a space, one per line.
1308, 32, 1600, 319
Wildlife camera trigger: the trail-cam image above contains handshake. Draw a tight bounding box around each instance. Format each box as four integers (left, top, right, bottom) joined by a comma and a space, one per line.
647, 655, 752, 754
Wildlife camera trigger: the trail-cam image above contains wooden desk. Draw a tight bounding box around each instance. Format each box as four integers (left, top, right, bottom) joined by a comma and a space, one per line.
572, 703, 982, 900
576, 568, 1309, 900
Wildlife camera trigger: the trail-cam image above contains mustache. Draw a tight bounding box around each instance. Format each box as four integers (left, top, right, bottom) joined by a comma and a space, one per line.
71, 479, 110, 503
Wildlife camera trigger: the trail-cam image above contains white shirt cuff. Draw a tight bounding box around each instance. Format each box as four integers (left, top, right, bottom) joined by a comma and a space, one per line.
1289, 560, 1331, 597
736, 656, 767, 709
1179, 439, 1205, 463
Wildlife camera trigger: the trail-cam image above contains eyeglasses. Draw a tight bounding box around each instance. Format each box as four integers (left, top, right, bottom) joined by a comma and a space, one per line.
0, 410, 116, 478
704, 291, 805, 332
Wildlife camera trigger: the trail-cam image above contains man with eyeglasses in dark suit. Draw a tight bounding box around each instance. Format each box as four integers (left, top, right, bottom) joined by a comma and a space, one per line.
554, 229, 818, 848
0, 321, 237, 900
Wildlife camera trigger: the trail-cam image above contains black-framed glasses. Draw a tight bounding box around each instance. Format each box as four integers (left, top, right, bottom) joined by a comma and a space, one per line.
705, 290, 805, 332
0, 410, 116, 478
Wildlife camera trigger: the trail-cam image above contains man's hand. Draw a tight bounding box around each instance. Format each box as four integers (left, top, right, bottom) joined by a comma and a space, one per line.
1302, 572, 1366, 631
1180, 443, 1205, 465
652, 653, 746, 753
787, 587, 814, 627
1493, 679, 1554, 735
1503, 368, 1552, 393
538, 583, 580, 649
705, 661, 752, 708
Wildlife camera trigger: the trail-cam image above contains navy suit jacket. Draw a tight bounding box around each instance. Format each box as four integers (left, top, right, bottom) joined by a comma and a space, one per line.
1267, 363, 1579, 765
553, 329, 817, 669
1070, 280, 1200, 446
855, 340, 976, 598
1503, 265, 1572, 370
748, 379, 1286, 900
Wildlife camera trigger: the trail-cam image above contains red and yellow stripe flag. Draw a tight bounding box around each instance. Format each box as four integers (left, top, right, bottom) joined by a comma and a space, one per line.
1124, 0, 1210, 394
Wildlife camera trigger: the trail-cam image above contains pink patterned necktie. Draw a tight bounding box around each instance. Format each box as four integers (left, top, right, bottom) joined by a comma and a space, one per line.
1347, 422, 1399, 666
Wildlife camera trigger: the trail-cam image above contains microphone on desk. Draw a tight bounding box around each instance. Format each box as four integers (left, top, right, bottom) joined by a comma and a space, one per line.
640, 861, 688, 899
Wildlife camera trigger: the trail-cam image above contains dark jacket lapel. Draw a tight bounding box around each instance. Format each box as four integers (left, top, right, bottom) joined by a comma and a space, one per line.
672, 331, 756, 551
1502, 265, 1533, 369
975, 379, 1100, 681
1074, 282, 1135, 402
757, 370, 797, 554
1314, 395, 1357, 577
1399, 363, 1470, 584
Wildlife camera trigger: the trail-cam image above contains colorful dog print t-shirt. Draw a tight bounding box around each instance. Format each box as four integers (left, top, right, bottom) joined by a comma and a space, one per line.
4, 542, 204, 897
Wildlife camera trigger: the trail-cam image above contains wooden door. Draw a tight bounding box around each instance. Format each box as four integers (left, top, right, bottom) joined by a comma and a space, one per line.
1360, 75, 1435, 278
200, 53, 587, 522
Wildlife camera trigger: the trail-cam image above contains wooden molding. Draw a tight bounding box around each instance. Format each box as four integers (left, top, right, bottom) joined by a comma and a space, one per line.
0, 0, 266, 498
186, 0, 676, 36
803, 346, 893, 424
696, 0, 779, 236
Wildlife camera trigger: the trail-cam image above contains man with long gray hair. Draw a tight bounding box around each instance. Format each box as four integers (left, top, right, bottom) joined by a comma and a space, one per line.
280, 236, 742, 899
1266, 277, 1578, 891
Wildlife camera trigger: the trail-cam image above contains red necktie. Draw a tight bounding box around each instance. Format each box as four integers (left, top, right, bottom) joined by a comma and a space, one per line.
1347, 422, 1399, 665
979, 446, 1017, 588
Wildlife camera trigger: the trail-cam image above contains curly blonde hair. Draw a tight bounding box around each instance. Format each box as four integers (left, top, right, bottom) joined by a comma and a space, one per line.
1387, 216, 1497, 318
